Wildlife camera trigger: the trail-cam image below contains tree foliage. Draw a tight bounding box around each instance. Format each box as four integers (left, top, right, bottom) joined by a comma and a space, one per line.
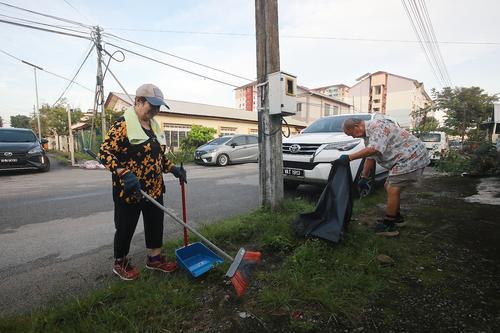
432, 87, 498, 142
10, 115, 32, 129
180, 125, 217, 152
38, 102, 83, 136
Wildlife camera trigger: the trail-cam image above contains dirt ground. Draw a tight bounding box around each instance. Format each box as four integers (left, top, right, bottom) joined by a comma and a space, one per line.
357, 175, 500, 332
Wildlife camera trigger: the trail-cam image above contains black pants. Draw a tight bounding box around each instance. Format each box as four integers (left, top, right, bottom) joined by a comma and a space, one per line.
114, 195, 164, 259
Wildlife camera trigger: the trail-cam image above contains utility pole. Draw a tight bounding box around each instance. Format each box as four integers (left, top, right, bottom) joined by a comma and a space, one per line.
94, 26, 106, 139
67, 105, 75, 166
22, 60, 42, 139
255, 0, 283, 209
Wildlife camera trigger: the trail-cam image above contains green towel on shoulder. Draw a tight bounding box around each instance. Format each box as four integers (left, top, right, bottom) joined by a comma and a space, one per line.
124, 107, 166, 146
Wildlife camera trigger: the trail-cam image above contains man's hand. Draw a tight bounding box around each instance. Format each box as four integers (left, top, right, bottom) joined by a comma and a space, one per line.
171, 166, 187, 183
122, 171, 141, 195
337, 154, 351, 166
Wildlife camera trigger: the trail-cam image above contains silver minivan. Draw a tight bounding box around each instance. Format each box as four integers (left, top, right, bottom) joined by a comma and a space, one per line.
194, 134, 259, 166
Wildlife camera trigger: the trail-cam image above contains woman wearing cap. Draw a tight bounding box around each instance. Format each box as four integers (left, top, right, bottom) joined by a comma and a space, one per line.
98, 83, 187, 281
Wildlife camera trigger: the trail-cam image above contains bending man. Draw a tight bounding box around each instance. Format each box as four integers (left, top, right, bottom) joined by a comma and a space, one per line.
340, 117, 429, 233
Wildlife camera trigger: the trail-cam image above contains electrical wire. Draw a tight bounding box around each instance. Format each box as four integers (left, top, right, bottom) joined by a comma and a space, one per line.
0, 18, 91, 40
103, 32, 254, 81
103, 27, 500, 46
104, 41, 241, 88
52, 43, 95, 106
62, 0, 94, 24
0, 1, 92, 29
0, 12, 89, 34
0, 48, 93, 92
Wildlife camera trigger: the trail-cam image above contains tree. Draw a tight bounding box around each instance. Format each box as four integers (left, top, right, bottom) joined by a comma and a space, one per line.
433, 87, 498, 143
418, 116, 439, 133
10, 115, 32, 129
39, 102, 83, 136
180, 125, 217, 152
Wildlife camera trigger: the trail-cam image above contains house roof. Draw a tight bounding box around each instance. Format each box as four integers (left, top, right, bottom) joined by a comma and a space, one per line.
310, 83, 350, 90
297, 86, 352, 107
106, 92, 308, 127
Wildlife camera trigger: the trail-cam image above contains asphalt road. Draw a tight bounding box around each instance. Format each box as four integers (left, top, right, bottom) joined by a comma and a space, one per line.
0, 160, 261, 315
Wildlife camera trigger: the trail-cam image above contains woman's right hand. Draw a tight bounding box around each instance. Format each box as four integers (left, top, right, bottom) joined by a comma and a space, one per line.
121, 171, 141, 194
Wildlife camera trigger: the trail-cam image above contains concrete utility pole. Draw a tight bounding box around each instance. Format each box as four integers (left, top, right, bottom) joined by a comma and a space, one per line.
67, 105, 75, 166
95, 26, 106, 138
255, 0, 283, 209
22, 60, 42, 139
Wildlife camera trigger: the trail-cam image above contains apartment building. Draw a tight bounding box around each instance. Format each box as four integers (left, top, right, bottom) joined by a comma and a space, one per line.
309, 84, 350, 103
349, 71, 432, 128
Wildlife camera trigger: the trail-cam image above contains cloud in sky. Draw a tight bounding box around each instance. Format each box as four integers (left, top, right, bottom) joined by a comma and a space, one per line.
0, 0, 499, 125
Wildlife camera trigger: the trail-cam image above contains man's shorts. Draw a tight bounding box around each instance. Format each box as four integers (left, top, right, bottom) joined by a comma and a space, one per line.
386, 167, 425, 188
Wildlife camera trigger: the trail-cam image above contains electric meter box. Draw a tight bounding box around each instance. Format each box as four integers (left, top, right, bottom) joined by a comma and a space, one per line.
268, 71, 297, 116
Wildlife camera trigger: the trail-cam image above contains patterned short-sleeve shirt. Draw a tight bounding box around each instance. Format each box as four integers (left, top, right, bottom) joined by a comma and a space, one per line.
364, 119, 429, 175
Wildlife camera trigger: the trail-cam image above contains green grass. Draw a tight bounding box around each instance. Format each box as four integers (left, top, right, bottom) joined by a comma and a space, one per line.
0, 192, 447, 332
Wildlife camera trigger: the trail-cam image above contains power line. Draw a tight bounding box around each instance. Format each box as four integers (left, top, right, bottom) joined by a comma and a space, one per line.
0, 12, 88, 34
0, 18, 91, 40
104, 27, 500, 46
52, 43, 95, 106
105, 41, 241, 88
401, 0, 443, 86
62, 0, 94, 24
103, 32, 254, 81
0, 1, 92, 29
0, 48, 93, 92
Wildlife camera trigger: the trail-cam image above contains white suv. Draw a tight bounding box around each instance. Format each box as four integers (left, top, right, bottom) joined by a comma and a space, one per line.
282, 113, 396, 189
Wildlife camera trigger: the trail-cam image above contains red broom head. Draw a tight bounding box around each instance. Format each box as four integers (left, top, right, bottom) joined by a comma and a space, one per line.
243, 250, 262, 264
230, 270, 248, 297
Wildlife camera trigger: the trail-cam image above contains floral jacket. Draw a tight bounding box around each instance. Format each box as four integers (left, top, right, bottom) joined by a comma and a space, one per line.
98, 117, 174, 204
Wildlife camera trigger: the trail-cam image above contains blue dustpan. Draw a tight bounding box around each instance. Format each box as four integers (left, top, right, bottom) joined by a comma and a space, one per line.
176, 242, 224, 278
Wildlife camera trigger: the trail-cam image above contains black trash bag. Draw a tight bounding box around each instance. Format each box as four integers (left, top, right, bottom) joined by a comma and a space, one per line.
293, 160, 354, 243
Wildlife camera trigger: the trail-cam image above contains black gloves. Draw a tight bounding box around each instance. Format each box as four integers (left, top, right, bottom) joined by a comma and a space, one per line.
358, 177, 371, 192
337, 154, 351, 166
171, 165, 187, 183
122, 171, 141, 195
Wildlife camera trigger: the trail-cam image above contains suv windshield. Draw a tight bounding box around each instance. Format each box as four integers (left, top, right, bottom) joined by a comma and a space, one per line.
206, 136, 232, 145
0, 130, 37, 142
420, 133, 441, 142
302, 115, 371, 133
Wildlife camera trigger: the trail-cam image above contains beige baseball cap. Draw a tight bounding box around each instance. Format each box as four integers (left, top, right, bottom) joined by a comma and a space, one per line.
136, 83, 170, 109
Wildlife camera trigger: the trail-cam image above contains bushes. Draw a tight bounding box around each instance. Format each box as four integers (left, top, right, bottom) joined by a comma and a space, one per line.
436, 142, 499, 176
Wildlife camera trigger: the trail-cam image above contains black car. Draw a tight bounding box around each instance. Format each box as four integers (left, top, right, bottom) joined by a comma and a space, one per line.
0, 128, 50, 172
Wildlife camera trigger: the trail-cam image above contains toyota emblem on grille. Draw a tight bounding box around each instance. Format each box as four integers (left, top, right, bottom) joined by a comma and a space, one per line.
289, 144, 301, 153
3, 152, 13, 157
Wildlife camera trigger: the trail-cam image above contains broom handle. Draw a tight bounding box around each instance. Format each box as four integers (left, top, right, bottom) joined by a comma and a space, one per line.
180, 164, 188, 247
140, 190, 234, 262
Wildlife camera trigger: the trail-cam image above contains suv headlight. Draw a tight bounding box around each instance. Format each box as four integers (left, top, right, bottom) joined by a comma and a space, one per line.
323, 139, 361, 151
28, 146, 43, 154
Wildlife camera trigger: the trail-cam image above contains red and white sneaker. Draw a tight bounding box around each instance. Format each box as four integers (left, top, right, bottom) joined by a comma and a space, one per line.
146, 254, 178, 273
113, 258, 140, 281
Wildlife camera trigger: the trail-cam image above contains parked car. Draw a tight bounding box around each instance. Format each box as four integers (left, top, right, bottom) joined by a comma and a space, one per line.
194, 134, 259, 166
282, 113, 398, 190
419, 131, 448, 161
0, 128, 50, 172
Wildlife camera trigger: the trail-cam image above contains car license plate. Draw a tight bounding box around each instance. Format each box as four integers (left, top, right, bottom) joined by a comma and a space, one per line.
283, 168, 304, 177
1, 158, 18, 163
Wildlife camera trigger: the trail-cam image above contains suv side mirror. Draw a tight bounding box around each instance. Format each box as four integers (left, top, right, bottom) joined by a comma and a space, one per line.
231, 143, 237, 148
41, 139, 48, 144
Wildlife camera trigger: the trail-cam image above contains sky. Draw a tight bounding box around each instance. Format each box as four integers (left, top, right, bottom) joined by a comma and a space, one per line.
0, 0, 499, 127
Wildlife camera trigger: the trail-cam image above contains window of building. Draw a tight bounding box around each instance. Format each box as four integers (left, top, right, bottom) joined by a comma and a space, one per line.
373, 99, 380, 103
324, 103, 331, 116
373, 107, 380, 112
163, 123, 192, 149
332, 105, 339, 115
249, 128, 258, 135
374, 85, 382, 95
296, 102, 302, 112
220, 126, 237, 136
